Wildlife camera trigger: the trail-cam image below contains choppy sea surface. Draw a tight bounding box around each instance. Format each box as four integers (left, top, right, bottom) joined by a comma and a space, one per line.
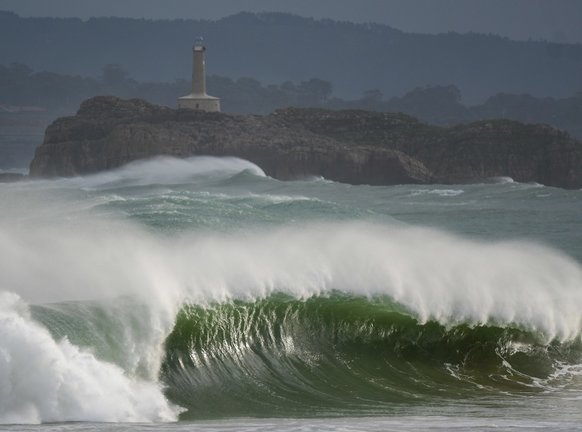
1, 156, 582, 431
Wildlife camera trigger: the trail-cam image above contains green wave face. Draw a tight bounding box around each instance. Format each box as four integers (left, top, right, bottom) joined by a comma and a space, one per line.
161, 294, 582, 419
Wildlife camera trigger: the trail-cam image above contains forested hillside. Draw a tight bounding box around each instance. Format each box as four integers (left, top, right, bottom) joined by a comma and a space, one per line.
2, 63, 581, 139
1, 11, 582, 102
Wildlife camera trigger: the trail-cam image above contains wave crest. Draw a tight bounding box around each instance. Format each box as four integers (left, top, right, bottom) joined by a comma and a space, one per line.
162, 295, 582, 418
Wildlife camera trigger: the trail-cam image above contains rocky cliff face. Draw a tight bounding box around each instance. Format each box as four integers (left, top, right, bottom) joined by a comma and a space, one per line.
30, 97, 582, 188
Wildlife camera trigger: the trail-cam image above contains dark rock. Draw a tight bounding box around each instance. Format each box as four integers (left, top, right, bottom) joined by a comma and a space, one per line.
29, 96, 582, 188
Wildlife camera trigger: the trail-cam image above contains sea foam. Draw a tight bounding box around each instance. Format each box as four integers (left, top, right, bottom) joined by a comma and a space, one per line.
0, 292, 180, 424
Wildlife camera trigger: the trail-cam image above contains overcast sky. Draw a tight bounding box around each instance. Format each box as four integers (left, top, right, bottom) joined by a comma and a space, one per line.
1, 0, 581, 44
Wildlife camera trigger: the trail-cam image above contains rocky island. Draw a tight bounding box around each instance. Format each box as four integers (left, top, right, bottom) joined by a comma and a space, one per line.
29, 96, 582, 188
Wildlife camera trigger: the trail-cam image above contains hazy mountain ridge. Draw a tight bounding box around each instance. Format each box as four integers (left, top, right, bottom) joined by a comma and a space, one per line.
1, 10, 582, 102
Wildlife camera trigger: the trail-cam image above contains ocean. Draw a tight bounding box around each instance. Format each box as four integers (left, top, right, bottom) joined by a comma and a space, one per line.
1, 156, 581, 431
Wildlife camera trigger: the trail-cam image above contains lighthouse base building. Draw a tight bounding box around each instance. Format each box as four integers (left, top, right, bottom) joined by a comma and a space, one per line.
177, 95, 220, 111
178, 38, 221, 112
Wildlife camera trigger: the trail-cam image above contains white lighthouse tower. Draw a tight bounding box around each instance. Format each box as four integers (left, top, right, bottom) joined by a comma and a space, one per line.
177, 38, 221, 111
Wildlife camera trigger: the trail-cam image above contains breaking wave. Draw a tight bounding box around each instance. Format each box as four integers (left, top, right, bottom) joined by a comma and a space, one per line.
45, 156, 266, 190
162, 294, 582, 418
1, 156, 582, 423
1, 218, 582, 422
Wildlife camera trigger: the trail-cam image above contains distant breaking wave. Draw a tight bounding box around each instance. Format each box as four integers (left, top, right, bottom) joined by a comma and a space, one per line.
36, 156, 266, 190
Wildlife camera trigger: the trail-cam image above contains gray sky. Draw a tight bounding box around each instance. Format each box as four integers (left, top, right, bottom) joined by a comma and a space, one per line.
1, 0, 582, 43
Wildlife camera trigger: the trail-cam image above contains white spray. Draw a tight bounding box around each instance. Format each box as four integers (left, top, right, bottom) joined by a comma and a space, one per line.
0, 292, 179, 424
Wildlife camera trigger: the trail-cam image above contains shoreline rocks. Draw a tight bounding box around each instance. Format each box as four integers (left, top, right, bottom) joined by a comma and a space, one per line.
29, 96, 582, 188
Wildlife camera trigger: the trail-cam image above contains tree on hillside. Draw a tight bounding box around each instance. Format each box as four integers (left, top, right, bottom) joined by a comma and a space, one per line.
102, 64, 128, 86
387, 85, 469, 124
298, 79, 333, 106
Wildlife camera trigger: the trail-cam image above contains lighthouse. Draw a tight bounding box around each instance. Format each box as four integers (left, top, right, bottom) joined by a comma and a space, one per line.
177, 38, 221, 111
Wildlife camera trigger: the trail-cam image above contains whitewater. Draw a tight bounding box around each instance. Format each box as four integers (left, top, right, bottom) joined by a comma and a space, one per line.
1, 156, 582, 431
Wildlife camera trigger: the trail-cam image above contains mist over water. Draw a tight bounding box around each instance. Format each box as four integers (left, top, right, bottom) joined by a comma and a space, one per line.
1, 157, 582, 427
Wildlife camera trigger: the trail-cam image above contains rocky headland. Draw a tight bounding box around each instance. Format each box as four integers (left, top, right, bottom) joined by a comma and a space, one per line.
29, 96, 582, 188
